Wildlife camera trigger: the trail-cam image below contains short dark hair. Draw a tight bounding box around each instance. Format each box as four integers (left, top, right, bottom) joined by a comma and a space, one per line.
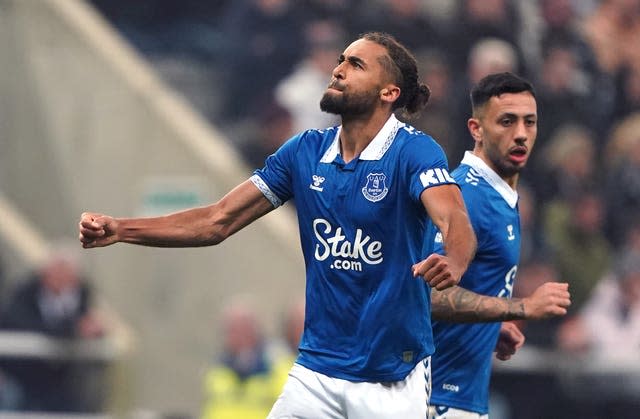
360, 32, 430, 118
470, 72, 535, 114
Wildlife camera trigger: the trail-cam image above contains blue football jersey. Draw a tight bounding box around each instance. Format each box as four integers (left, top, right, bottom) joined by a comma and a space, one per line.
252, 115, 456, 382
430, 151, 521, 414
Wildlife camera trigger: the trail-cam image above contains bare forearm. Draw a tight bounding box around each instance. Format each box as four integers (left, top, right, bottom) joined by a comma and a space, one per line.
431, 286, 526, 323
442, 209, 477, 272
112, 180, 274, 247
80, 180, 274, 249
116, 206, 224, 247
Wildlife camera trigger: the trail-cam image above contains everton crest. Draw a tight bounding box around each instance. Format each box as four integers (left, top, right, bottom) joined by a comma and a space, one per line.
362, 172, 389, 202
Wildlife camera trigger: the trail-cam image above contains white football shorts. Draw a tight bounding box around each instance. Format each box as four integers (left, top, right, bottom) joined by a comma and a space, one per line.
268, 357, 432, 419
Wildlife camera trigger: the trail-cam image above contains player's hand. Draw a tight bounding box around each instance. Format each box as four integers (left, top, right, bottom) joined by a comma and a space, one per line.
522, 282, 571, 320
494, 321, 524, 361
78, 212, 119, 248
412, 253, 463, 290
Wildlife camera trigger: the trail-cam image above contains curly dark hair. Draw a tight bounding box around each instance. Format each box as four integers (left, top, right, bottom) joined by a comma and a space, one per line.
360, 32, 431, 118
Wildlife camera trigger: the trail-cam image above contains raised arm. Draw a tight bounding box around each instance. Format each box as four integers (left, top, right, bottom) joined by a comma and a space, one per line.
79, 180, 275, 248
431, 281, 571, 322
412, 184, 477, 290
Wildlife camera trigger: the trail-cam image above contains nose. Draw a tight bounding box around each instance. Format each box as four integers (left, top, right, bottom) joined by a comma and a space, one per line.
514, 120, 528, 143
332, 61, 346, 80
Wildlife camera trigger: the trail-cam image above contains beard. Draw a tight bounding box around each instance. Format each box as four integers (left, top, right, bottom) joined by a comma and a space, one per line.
485, 145, 522, 178
319, 87, 379, 117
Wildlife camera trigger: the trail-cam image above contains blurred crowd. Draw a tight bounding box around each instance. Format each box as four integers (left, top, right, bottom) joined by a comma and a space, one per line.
200, 295, 304, 419
87, 0, 640, 359
0, 243, 107, 413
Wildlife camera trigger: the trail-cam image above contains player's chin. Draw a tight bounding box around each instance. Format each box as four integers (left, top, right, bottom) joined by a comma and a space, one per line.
507, 154, 529, 169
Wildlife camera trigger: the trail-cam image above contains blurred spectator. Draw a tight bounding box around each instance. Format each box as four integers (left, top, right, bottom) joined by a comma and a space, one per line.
581, 0, 640, 132
603, 112, 640, 248
238, 98, 294, 171
517, 182, 548, 266
0, 245, 22, 411
534, 40, 612, 149
581, 0, 640, 77
539, 125, 609, 310
449, 37, 520, 163
0, 245, 5, 297
614, 63, 640, 119
534, 123, 598, 203
465, 38, 520, 92
270, 297, 305, 396
409, 48, 458, 164
200, 297, 280, 419
557, 248, 640, 358
274, 19, 343, 133
622, 223, 640, 253
447, 0, 525, 78
215, 0, 306, 122
512, 258, 564, 348
88, 1, 231, 59
544, 190, 612, 315
351, 0, 444, 51
0, 244, 105, 412
533, 0, 605, 83
299, 0, 361, 35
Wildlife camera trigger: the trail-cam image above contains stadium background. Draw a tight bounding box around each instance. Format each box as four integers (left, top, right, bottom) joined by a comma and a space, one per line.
1, 0, 639, 418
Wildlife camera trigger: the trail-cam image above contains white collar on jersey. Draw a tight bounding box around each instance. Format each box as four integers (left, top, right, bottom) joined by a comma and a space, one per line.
320, 114, 401, 163
460, 151, 519, 208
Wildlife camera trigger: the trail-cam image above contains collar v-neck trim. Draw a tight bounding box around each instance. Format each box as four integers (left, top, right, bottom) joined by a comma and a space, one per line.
461, 151, 518, 208
320, 114, 401, 163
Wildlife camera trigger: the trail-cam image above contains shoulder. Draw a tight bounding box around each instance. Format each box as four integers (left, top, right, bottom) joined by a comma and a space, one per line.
454, 164, 507, 200
291, 127, 338, 151
397, 124, 443, 148
454, 165, 487, 196
452, 164, 481, 185
395, 124, 448, 163
12, 274, 40, 295
269, 127, 336, 163
453, 165, 494, 216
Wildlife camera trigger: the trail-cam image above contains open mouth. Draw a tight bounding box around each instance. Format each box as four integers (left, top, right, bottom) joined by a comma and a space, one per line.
508, 147, 528, 163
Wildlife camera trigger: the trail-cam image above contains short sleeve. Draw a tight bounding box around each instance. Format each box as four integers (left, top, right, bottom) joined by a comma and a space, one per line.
431, 181, 490, 254
251, 133, 302, 207
403, 132, 457, 202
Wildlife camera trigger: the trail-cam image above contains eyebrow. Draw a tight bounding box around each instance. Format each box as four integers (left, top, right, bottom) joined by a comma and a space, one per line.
340, 54, 367, 69
499, 112, 537, 119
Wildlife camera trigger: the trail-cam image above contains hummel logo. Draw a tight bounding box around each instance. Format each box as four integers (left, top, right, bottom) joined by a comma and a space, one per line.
507, 225, 515, 241
310, 175, 325, 192
465, 168, 480, 185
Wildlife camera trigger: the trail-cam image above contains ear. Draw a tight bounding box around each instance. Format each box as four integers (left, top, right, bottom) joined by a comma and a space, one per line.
467, 117, 483, 146
380, 85, 401, 104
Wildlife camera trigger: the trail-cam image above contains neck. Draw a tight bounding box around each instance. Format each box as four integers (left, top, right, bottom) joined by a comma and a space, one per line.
339, 110, 392, 163
472, 149, 519, 190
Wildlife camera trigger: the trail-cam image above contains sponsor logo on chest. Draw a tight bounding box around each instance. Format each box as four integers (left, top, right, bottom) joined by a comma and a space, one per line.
313, 218, 383, 272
